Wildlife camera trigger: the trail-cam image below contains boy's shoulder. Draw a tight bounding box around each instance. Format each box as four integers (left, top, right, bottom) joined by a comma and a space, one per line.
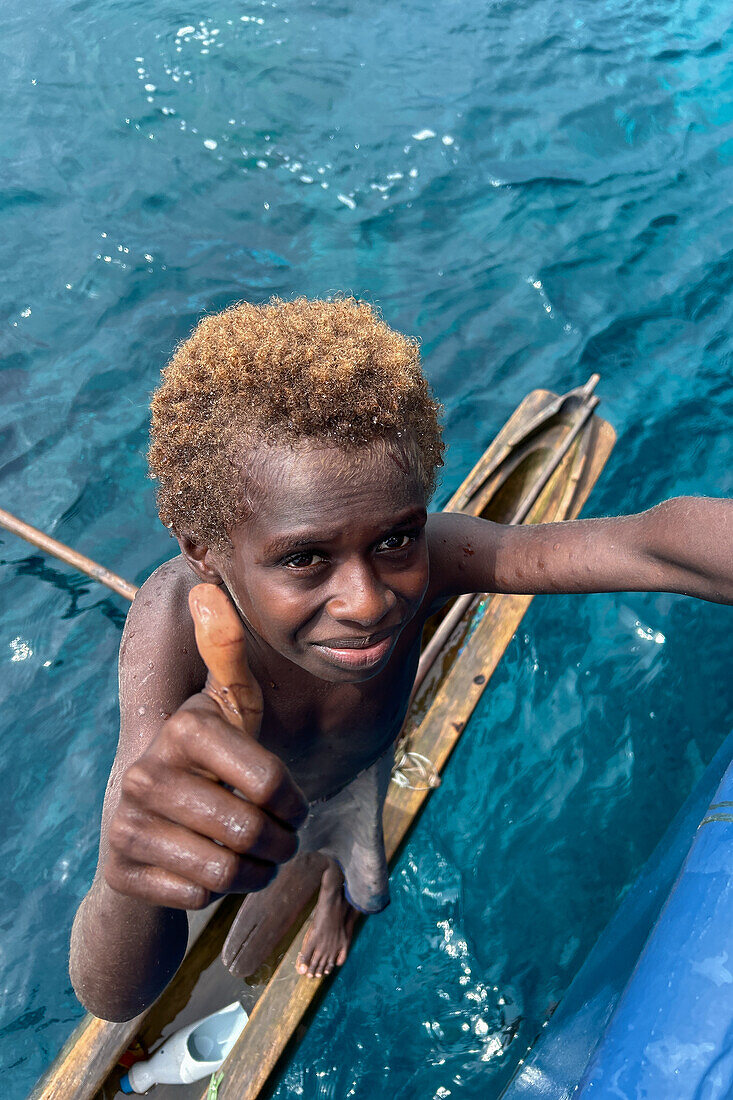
123, 554, 198, 636
119, 555, 206, 712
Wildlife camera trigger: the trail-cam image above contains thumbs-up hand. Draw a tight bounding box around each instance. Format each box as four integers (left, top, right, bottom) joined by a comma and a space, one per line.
105, 584, 307, 911
188, 583, 264, 737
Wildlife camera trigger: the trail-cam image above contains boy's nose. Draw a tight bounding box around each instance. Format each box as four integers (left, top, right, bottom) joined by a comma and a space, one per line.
326, 562, 397, 628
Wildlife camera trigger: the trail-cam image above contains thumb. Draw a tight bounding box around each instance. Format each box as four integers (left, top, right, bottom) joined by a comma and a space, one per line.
188, 583, 263, 737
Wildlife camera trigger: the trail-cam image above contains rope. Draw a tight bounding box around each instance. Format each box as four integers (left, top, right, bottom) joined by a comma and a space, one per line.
207, 1070, 224, 1099
391, 749, 441, 790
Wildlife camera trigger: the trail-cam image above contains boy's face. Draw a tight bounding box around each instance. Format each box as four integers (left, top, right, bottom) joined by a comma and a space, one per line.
213, 440, 429, 683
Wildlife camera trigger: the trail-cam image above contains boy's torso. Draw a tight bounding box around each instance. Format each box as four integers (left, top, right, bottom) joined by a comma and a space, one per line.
123, 554, 435, 802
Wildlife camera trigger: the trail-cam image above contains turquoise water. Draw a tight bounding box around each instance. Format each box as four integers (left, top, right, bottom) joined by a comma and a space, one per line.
1, 0, 732, 1094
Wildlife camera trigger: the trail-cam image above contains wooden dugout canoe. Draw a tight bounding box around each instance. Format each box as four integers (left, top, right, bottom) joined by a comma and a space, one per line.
29, 381, 615, 1100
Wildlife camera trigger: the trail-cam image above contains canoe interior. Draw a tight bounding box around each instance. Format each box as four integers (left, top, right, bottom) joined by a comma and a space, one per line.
29, 387, 614, 1100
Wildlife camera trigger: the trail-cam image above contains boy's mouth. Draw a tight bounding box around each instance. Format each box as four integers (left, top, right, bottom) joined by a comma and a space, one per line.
311, 625, 399, 670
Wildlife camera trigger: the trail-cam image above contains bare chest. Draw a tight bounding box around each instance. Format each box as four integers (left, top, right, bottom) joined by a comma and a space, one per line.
257, 630, 422, 801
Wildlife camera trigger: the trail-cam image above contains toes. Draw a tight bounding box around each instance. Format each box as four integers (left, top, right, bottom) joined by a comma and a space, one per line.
296, 930, 315, 975
298, 946, 338, 978
317, 947, 337, 976
297, 941, 323, 978
295, 895, 357, 979
297, 954, 316, 977
310, 947, 335, 978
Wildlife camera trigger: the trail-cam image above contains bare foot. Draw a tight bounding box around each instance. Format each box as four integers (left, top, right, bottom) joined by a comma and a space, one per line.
296, 858, 359, 978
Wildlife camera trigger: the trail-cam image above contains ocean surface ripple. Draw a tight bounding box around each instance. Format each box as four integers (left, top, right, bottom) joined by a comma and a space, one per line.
1, 0, 732, 1094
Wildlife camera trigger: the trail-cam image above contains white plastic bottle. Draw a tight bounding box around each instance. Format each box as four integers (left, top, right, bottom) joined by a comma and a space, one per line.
120, 1001, 248, 1093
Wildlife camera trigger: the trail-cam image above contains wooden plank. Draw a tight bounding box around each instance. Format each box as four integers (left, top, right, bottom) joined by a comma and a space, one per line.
209, 408, 616, 1100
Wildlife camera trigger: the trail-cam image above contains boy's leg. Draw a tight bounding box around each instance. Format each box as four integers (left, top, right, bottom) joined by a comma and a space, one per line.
296, 857, 359, 978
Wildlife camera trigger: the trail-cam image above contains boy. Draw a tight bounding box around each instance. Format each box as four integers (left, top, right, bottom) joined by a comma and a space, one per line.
69, 296, 732, 1022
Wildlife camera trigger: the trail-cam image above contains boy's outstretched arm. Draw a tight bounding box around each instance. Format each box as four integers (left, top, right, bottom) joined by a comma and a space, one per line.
427, 497, 733, 604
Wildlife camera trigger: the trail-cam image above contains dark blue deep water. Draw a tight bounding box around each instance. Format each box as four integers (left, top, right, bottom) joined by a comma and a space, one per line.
1, 0, 732, 1095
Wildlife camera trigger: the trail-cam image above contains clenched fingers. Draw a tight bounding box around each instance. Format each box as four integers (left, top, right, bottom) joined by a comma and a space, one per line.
105, 860, 214, 911
121, 761, 299, 865
107, 811, 278, 901
162, 703, 308, 829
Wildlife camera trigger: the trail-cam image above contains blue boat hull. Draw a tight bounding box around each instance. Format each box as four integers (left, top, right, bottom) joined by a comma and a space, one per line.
502, 729, 733, 1100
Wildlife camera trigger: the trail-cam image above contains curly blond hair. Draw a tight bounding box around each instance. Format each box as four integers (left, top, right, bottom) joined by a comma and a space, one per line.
148, 296, 444, 544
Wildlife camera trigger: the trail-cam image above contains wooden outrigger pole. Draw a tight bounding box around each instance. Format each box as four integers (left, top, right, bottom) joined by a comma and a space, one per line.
0, 508, 138, 601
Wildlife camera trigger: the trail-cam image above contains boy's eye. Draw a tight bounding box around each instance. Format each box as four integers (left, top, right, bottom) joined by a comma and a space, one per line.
376, 532, 415, 552
283, 551, 325, 569
280, 530, 419, 568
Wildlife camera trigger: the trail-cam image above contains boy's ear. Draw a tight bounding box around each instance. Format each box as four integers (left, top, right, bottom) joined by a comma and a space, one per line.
176, 533, 225, 584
